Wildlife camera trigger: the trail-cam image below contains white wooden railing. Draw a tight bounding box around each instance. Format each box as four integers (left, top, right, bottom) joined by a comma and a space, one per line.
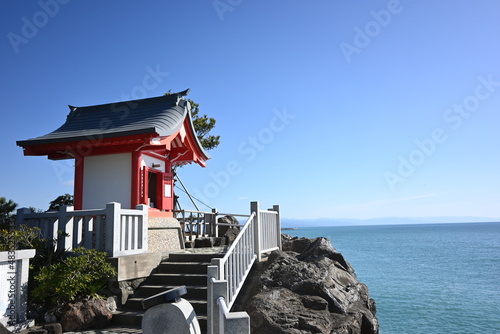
174, 209, 250, 242
207, 202, 281, 334
16, 202, 148, 257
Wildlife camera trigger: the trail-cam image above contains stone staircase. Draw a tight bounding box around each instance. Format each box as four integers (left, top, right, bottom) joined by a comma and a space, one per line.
112, 251, 225, 333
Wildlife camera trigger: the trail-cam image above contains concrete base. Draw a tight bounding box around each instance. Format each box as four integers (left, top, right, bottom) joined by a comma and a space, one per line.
142, 299, 200, 334
148, 217, 184, 253
108, 252, 162, 282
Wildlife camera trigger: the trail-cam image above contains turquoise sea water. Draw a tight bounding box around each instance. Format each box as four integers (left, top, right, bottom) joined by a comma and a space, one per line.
285, 222, 500, 334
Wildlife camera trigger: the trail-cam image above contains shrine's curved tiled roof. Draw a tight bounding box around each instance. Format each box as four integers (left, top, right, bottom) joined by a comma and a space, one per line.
17, 90, 191, 147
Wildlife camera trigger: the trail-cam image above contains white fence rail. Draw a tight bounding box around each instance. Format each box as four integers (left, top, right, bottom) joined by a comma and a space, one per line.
174, 209, 250, 242
207, 201, 281, 334
16, 202, 148, 257
259, 208, 281, 255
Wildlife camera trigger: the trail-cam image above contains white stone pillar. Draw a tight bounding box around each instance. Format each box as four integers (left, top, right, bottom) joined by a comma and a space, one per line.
0, 249, 36, 333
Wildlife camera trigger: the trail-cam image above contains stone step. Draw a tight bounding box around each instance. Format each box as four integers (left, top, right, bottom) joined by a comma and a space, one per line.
125, 297, 207, 314
197, 315, 207, 333
98, 325, 142, 334
184, 298, 207, 315
113, 250, 225, 333
157, 262, 210, 274
112, 310, 144, 327
136, 284, 208, 299
167, 252, 224, 263
112, 308, 207, 332
148, 273, 207, 286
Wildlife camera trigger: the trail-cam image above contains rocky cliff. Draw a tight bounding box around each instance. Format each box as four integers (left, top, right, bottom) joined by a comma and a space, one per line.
234, 234, 379, 334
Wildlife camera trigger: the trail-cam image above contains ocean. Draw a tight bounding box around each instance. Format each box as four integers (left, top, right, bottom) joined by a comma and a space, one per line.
285, 222, 500, 334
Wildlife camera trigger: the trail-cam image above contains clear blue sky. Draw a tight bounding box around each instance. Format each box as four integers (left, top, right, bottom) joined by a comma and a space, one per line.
1, 0, 499, 220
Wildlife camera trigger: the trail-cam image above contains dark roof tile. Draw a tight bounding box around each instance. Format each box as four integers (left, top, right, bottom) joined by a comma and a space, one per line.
17, 93, 189, 147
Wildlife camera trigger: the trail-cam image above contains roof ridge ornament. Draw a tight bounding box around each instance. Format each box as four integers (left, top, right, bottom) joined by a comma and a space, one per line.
175, 88, 190, 106
67, 105, 78, 119
177, 88, 190, 97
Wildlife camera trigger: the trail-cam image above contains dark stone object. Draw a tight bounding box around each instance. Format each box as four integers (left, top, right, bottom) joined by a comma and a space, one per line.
141, 286, 187, 310
194, 237, 216, 248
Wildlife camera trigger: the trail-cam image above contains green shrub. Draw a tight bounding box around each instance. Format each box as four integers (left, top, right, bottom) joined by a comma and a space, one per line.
32, 248, 116, 306
0, 225, 43, 251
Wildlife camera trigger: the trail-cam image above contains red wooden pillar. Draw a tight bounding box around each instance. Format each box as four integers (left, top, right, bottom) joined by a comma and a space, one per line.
131, 151, 142, 208
74, 155, 84, 210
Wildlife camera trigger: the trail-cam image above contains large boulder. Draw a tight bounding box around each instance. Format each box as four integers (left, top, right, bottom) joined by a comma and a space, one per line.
217, 215, 240, 237
243, 235, 378, 334
58, 298, 112, 332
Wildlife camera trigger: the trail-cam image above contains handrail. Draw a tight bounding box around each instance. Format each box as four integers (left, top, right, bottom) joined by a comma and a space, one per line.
218, 212, 256, 309
174, 208, 250, 242
175, 209, 250, 218
220, 212, 255, 263
207, 201, 281, 334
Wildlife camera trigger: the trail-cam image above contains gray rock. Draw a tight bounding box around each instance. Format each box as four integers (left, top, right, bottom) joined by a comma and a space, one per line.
243, 235, 379, 334
28, 329, 46, 334
281, 234, 313, 253
194, 237, 216, 248
115, 278, 146, 305
247, 288, 334, 334
59, 298, 112, 332
222, 227, 240, 246
106, 296, 118, 312
217, 215, 240, 236
44, 313, 57, 324
42, 323, 62, 334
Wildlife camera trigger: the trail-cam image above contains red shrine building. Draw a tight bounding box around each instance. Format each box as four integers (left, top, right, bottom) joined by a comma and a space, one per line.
17, 89, 209, 217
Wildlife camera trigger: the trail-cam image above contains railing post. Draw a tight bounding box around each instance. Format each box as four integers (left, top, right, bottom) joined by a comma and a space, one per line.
224, 311, 250, 334
212, 208, 218, 237
208, 258, 227, 334
214, 281, 228, 334
136, 204, 149, 252
189, 212, 194, 241
212, 258, 224, 287
251, 201, 262, 262
273, 205, 281, 250
105, 202, 121, 257
58, 205, 74, 252
207, 265, 218, 334
15, 208, 31, 228
15, 208, 35, 239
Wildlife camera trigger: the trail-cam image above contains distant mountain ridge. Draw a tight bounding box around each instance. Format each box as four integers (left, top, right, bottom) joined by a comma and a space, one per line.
281, 216, 500, 228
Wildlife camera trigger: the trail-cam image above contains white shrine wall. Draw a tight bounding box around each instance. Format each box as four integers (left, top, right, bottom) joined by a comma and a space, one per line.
82, 153, 132, 209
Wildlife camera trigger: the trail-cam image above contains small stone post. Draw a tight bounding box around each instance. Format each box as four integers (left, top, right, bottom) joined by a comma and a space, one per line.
105, 202, 122, 257
57, 205, 74, 251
